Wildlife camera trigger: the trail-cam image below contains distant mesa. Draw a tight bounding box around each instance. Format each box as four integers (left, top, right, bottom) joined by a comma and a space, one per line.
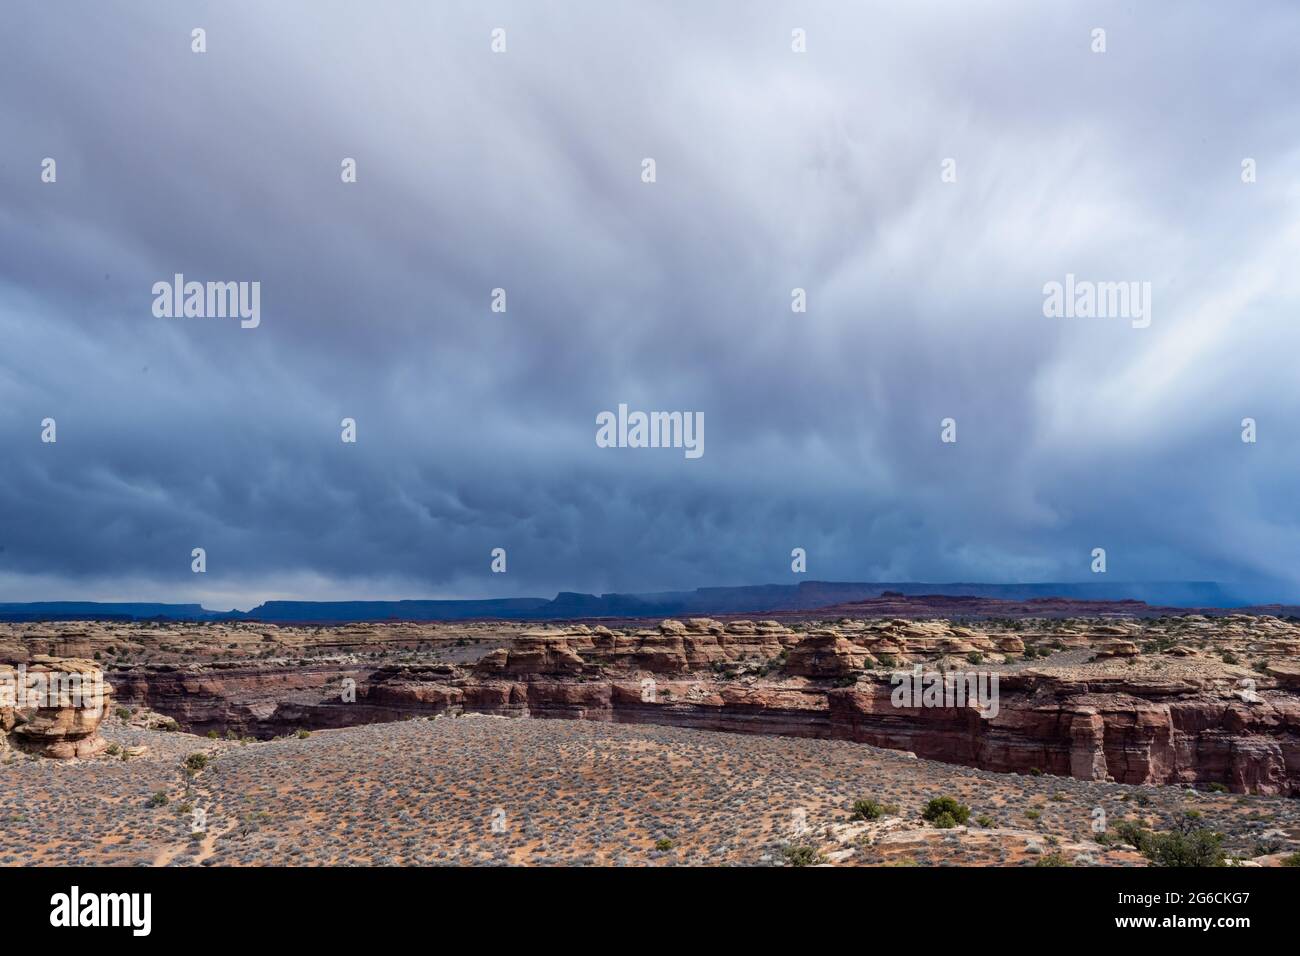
0, 580, 1269, 625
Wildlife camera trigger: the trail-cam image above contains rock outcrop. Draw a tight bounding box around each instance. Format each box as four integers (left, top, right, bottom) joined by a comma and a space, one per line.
783, 631, 869, 677
3, 657, 113, 758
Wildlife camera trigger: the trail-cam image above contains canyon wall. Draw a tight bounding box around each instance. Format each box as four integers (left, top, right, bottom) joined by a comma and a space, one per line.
105, 621, 1300, 795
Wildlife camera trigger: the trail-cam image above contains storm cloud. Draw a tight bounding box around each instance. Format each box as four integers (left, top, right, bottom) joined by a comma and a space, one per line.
2, 1, 1300, 607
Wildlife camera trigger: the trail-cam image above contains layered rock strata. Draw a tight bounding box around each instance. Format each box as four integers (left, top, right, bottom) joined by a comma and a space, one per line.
9, 616, 1300, 791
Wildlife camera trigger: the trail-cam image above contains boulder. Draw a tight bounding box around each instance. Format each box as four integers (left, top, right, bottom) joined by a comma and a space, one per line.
11, 657, 113, 759
1095, 639, 1139, 658
1265, 661, 1300, 689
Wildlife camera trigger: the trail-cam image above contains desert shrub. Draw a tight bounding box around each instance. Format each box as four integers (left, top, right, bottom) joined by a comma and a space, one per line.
781, 845, 825, 867
114, 707, 131, 720
1143, 829, 1226, 868
1035, 850, 1072, 867
922, 796, 970, 826
850, 798, 886, 821
975, 814, 994, 828
296, 729, 311, 739
654, 838, 674, 852
184, 752, 209, 773
966, 652, 983, 665
1281, 853, 1300, 867
1207, 782, 1228, 793
147, 791, 169, 808
1025, 809, 1041, 821
1113, 820, 1150, 850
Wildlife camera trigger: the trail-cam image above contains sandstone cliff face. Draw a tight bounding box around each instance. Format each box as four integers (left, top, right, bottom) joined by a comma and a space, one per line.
33, 617, 1300, 792
111, 659, 394, 737
826, 675, 1300, 794
105, 656, 1300, 795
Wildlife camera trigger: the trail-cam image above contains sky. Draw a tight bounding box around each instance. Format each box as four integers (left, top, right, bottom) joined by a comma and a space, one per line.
2, 1, 1300, 609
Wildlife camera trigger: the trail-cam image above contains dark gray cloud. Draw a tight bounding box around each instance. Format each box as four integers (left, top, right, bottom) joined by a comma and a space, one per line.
2, 1, 1299, 607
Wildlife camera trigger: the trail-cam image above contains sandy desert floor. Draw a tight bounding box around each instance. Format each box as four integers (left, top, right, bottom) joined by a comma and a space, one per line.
4, 714, 1298, 867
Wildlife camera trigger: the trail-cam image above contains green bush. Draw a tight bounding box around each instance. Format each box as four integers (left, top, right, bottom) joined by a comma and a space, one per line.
654, 838, 674, 852
782, 845, 825, 867
1034, 850, 1072, 867
147, 791, 169, 808
922, 796, 970, 826
1281, 853, 1300, 867
1112, 821, 1226, 867
1143, 830, 1226, 868
184, 752, 209, 773
850, 798, 885, 821
1114, 820, 1150, 850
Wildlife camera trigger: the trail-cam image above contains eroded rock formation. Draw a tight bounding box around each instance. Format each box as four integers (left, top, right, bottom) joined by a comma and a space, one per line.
7, 615, 1300, 791
2, 657, 113, 758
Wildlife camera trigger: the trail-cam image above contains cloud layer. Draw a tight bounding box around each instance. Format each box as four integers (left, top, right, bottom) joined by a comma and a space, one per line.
3, 1, 1300, 607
